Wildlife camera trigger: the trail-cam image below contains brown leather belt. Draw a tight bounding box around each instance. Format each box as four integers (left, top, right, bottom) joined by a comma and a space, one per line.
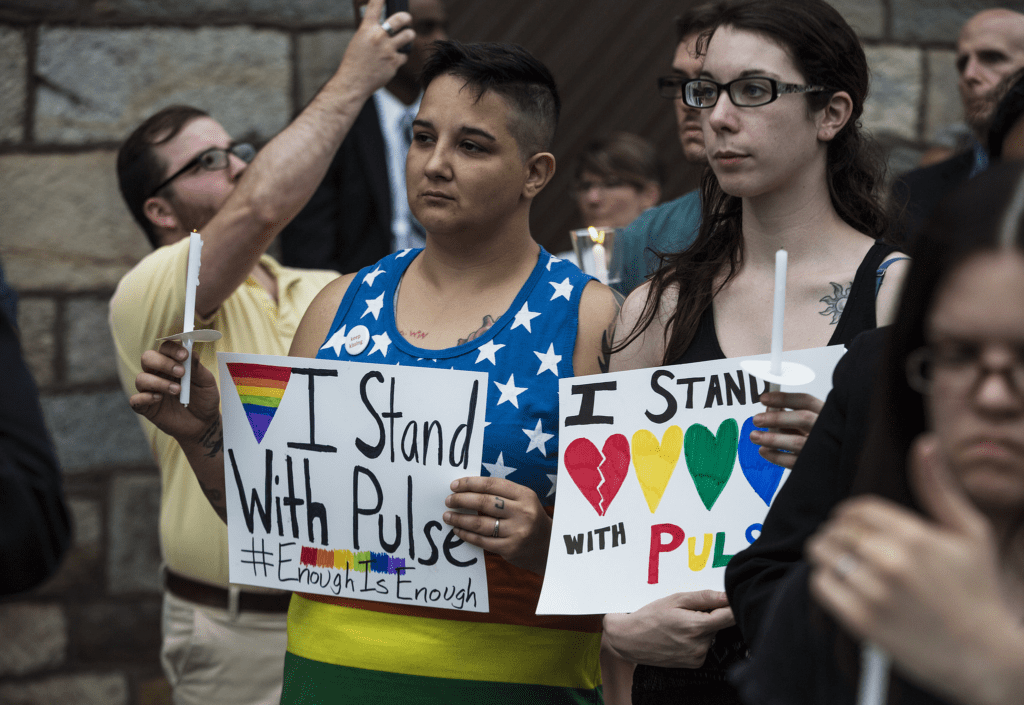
165, 570, 292, 613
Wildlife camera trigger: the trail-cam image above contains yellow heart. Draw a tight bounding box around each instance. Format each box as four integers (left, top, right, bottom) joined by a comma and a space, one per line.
631, 426, 683, 513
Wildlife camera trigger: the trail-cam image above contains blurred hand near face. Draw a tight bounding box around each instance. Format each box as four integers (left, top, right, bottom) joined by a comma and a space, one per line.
808, 435, 1024, 705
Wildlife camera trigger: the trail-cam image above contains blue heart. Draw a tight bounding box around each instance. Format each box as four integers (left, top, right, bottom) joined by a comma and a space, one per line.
738, 416, 785, 506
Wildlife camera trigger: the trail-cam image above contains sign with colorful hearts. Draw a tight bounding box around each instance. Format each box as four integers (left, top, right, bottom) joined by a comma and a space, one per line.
536, 345, 845, 615
218, 352, 490, 613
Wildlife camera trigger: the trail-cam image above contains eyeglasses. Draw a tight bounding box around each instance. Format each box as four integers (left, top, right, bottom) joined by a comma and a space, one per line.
148, 143, 256, 198
658, 76, 830, 108
905, 342, 1024, 397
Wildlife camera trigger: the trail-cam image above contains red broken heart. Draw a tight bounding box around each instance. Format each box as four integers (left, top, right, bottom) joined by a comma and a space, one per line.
563, 435, 631, 516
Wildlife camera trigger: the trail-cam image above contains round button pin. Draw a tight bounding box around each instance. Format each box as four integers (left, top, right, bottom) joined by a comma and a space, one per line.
345, 325, 370, 355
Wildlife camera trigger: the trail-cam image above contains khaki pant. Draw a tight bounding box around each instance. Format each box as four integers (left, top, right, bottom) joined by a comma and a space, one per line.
161, 590, 289, 705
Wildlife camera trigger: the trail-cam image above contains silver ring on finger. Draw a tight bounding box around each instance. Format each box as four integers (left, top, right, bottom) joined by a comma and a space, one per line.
491, 518, 500, 538
381, 20, 396, 36
834, 552, 858, 580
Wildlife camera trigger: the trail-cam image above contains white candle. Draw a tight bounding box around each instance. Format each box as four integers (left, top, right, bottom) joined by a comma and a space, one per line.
180, 231, 203, 406
590, 227, 609, 284
593, 243, 608, 284
857, 643, 891, 705
770, 249, 787, 377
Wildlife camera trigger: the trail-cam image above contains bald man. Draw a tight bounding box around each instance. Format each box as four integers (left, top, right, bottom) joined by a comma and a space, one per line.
894, 8, 1024, 242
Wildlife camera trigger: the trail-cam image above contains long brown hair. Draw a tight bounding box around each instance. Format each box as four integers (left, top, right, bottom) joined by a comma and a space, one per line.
620, 0, 889, 364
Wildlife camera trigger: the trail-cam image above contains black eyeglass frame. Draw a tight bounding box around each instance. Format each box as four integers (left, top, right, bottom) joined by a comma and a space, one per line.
657, 75, 831, 108
905, 344, 1024, 396
148, 143, 256, 198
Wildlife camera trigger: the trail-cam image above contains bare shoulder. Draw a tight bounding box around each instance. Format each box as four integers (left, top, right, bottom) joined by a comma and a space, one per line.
875, 249, 911, 327
573, 280, 623, 377
609, 280, 674, 372
579, 279, 622, 324
289, 272, 359, 358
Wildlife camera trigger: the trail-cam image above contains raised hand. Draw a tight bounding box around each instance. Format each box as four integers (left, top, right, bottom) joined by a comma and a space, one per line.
338, 0, 416, 98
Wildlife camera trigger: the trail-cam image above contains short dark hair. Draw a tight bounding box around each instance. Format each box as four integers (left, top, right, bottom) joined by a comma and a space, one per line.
419, 40, 560, 157
573, 131, 664, 191
675, 0, 734, 43
117, 105, 209, 248
989, 68, 1024, 159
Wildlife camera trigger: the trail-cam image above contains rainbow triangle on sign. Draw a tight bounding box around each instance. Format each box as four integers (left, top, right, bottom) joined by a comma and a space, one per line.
227, 362, 292, 443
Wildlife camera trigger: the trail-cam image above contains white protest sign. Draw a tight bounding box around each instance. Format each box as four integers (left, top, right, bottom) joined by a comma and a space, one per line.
218, 352, 490, 612
537, 345, 845, 615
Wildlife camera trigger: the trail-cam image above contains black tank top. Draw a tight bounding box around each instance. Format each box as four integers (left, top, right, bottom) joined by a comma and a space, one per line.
635, 240, 900, 704
673, 240, 899, 365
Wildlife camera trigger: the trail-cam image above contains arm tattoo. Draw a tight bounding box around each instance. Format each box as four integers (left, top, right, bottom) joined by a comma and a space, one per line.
819, 281, 851, 325
458, 315, 496, 345
598, 295, 620, 374
198, 417, 224, 459
598, 329, 612, 373
494, 497, 505, 510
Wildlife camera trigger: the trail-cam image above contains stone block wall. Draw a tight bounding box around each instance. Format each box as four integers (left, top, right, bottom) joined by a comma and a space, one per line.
0, 0, 1011, 702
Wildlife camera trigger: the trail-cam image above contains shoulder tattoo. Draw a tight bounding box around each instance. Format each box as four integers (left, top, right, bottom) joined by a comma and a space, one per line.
819, 281, 851, 325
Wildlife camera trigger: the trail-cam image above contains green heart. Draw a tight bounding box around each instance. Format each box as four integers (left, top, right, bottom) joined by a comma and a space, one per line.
683, 419, 739, 510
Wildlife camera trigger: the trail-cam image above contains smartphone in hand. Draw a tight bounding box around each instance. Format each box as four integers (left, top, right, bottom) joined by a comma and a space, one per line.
385, 0, 411, 53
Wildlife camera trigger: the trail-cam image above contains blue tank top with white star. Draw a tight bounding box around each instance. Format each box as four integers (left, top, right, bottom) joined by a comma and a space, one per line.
314, 246, 594, 507
299, 247, 604, 701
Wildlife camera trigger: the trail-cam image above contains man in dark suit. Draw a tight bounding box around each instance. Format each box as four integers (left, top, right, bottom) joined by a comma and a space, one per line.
894, 8, 1024, 242
281, 0, 449, 273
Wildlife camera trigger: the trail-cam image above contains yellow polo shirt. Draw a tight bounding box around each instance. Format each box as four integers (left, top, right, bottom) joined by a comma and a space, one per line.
110, 237, 337, 587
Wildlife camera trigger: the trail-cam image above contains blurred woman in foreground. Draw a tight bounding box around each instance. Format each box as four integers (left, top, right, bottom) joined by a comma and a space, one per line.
737, 163, 1024, 705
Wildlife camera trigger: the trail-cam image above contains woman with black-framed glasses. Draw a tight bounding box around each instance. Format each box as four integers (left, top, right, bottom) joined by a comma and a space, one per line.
604, 0, 910, 703
729, 162, 1024, 705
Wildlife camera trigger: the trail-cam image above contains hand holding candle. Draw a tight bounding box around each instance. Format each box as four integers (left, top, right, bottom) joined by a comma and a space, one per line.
740, 248, 816, 463
156, 230, 222, 406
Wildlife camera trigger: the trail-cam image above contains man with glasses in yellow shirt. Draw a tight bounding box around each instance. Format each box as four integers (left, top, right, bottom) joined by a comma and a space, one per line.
108, 2, 414, 702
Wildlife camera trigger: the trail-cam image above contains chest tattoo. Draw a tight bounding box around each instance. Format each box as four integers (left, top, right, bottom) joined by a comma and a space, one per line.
458, 315, 496, 344
819, 281, 851, 325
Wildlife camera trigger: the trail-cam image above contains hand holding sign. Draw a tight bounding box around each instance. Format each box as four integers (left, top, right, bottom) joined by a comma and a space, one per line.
445, 475, 552, 575
807, 434, 1022, 705
602, 590, 734, 668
